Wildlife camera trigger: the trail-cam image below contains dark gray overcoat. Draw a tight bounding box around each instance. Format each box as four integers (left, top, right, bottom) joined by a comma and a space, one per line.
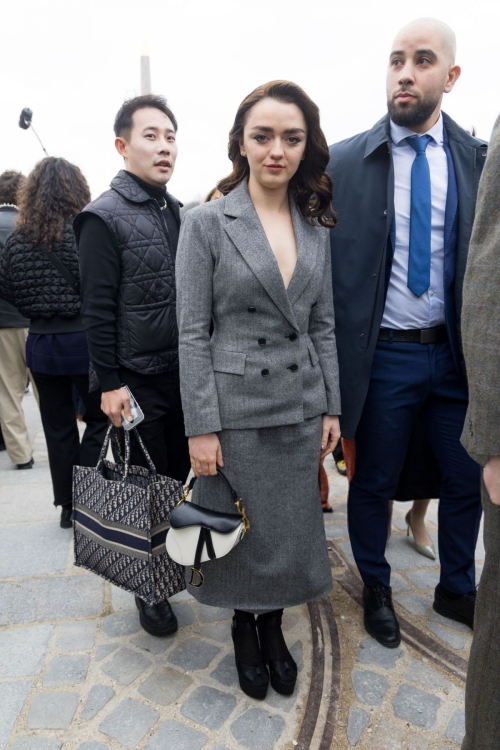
327, 112, 488, 439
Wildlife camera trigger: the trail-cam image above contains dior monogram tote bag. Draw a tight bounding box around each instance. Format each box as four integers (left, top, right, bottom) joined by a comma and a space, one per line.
72, 424, 186, 605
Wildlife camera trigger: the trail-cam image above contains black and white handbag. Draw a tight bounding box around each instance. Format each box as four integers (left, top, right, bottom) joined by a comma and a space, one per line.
166, 469, 250, 588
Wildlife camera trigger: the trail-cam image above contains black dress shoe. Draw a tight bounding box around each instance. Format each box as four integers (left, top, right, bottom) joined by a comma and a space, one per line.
433, 584, 475, 629
17, 458, 34, 470
257, 609, 297, 695
135, 596, 178, 637
60, 506, 73, 528
363, 584, 401, 648
232, 611, 269, 700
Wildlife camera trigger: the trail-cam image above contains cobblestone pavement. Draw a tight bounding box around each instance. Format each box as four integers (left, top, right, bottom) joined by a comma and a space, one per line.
0, 391, 482, 749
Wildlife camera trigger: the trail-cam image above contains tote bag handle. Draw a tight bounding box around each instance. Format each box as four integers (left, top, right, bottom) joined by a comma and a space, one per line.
96, 423, 157, 477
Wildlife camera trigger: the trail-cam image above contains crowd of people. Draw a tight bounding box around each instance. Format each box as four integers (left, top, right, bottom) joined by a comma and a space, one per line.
0, 15, 498, 749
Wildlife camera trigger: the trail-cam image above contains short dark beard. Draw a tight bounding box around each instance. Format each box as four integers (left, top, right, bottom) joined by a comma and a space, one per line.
387, 92, 441, 128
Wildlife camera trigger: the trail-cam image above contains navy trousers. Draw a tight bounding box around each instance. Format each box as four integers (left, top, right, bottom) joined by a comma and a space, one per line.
348, 339, 481, 596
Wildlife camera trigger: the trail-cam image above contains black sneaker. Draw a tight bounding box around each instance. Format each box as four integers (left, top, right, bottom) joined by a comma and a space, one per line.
433, 584, 475, 629
363, 584, 401, 648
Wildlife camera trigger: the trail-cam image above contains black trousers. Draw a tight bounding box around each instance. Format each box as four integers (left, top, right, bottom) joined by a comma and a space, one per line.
117, 367, 190, 483
32, 372, 108, 507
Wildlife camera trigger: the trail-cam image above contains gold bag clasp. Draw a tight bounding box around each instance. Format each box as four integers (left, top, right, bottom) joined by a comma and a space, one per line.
189, 567, 204, 588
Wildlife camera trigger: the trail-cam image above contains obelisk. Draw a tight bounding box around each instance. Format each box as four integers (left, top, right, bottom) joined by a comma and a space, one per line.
141, 40, 151, 95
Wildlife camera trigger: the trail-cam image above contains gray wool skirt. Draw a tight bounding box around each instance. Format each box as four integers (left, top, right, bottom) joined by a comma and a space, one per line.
186, 416, 333, 611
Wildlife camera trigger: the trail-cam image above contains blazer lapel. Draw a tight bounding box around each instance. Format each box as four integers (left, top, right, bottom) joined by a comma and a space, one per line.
286, 198, 322, 305
223, 182, 299, 331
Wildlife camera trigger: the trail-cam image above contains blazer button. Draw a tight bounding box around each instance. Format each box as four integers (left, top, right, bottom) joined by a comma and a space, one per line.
258, 338, 266, 345
287, 332, 298, 341
288, 364, 299, 372
248, 306, 256, 313
261, 368, 269, 377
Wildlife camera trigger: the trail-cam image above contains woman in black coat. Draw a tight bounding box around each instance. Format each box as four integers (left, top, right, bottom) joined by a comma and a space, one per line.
0, 157, 108, 527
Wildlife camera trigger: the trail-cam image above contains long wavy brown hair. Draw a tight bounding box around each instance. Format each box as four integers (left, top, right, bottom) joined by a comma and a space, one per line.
218, 81, 336, 228
16, 157, 91, 249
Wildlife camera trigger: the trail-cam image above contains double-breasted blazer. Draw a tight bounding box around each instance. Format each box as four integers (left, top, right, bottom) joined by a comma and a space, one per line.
175, 179, 341, 437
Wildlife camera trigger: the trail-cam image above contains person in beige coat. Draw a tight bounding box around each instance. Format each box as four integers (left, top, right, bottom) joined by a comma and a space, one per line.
460, 113, 500, 750
0, 170, 36, 469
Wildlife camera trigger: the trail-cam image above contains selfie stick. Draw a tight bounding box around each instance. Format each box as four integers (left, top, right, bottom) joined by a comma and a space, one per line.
18, 108, 49, 156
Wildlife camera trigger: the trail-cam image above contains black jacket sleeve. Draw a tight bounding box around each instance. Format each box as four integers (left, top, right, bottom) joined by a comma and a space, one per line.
78, 214, 122, 392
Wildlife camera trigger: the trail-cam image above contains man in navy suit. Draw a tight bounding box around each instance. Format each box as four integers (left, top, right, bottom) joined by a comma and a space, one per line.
328, 18, 487, 647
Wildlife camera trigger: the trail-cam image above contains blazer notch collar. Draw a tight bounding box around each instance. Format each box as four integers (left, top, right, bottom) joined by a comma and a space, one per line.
222, 179, 253, 218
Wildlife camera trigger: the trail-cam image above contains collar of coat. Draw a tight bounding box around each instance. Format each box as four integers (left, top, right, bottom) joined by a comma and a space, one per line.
221, 179, 325, 331
110, 169, 183, 211
364, 111, 486, 158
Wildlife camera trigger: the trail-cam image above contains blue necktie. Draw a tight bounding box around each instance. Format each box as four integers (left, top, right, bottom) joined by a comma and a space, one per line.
406, 135, 432, 297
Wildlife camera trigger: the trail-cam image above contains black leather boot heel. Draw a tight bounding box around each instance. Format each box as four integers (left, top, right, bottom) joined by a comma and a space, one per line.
257, 609, 297, 695
232, 610, 269, 700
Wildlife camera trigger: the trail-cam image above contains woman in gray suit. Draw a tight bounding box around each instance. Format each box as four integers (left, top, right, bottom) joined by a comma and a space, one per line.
176, 80, 340, 700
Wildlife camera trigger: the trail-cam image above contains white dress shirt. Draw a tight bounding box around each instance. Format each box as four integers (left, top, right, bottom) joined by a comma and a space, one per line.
381, 113, 448, 330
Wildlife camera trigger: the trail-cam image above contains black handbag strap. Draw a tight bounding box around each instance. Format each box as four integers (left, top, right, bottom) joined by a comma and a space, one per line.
41, 244, 80, 295
189, 468, 238, 500
183, 468, 249, 531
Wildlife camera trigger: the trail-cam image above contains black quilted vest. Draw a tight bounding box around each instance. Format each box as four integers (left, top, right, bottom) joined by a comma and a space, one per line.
74, 171, 181, 374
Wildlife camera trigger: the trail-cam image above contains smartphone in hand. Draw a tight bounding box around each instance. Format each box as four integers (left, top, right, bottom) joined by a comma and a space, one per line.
121, 385, 145, 430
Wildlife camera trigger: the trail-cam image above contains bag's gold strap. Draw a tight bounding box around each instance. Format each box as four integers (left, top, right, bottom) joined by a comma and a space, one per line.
235, 498, 250, 531
174, 483, 192, 509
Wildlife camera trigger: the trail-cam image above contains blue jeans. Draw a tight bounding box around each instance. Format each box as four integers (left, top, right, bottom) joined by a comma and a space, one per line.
348, 339, 481, 595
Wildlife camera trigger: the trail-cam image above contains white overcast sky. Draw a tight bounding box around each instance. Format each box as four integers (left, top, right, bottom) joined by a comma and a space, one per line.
2, 0, 499, 205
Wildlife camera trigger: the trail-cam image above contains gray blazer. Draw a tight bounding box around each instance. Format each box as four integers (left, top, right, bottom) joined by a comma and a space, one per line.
175, 180, 341, 437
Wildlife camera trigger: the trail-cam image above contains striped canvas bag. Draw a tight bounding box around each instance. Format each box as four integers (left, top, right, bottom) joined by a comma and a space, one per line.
72, 424, 186, 604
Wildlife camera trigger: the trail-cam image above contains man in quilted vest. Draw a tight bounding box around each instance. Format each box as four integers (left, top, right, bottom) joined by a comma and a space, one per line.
75, 95, 190, 637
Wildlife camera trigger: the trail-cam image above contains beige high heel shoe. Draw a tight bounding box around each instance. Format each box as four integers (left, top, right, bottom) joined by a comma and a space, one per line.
405, 510, 437, 560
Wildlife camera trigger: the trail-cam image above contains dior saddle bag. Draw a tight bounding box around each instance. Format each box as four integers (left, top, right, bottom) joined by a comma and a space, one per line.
166, 469, 250, 588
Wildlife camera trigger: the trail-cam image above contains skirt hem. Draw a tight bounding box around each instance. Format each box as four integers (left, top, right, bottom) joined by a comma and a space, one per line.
185, 577, 333, 612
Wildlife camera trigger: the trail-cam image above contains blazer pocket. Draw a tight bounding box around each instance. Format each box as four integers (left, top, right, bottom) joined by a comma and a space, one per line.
308, 341, 319, 366
211, 348, 247, 375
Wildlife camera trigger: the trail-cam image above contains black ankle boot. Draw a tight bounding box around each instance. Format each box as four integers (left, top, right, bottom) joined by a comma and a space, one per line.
257, 609, 297, 695
232, 610, 269, 700
60, 506, 73, 529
